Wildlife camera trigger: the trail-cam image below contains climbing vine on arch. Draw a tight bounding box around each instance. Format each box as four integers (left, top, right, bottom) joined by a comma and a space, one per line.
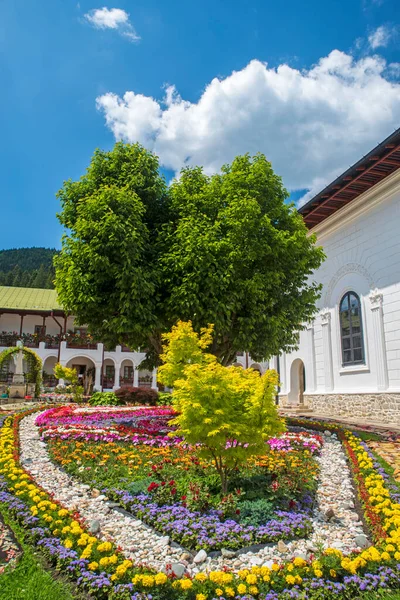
0, 347, 42, 397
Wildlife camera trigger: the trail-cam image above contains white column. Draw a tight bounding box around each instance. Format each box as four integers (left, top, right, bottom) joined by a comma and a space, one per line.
113, 363, 120, 390
151, 368, 158, 390
94, 363, 102, 391
133, 366, 139, 387
279, 353, 287, 394
321, 309, 334, 392
369, 289, 389, 391
306, 322, 316, 392
57, 342, 67, 385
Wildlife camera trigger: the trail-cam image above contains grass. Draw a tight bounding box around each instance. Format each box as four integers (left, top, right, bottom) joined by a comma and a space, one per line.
351, 429, 383, 442
0, 508, 80, 600
365, 594, 400, 600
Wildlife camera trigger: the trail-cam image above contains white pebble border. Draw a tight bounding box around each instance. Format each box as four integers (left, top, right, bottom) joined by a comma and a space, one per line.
19, 412, 366, 574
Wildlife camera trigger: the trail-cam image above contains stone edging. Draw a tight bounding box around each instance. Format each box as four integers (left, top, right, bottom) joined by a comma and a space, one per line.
19, 412, 367, 574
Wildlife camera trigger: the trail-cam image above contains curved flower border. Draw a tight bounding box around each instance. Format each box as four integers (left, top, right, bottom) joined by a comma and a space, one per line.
0, 408, 399, 600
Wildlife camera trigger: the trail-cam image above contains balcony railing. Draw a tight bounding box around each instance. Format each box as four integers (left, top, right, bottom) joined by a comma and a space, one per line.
65, 333, 97, 349
102, 376, 115, 388
0, 332, 62, 349
119, 376, 134, 387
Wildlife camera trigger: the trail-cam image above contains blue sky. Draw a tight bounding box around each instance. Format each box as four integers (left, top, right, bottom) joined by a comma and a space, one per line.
1, 0, 399, 250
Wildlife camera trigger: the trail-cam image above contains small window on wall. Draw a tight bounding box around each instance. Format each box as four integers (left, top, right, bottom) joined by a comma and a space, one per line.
339, 292, 365, 366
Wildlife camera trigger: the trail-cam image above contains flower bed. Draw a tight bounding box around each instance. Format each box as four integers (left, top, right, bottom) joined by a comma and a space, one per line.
1, 408, 400, 599
41, 406, 321, 552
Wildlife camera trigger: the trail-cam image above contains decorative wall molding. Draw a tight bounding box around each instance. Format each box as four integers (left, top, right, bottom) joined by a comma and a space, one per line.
320, 309, 331, 325
324, 263, 375, 306
369, 288, 384, 309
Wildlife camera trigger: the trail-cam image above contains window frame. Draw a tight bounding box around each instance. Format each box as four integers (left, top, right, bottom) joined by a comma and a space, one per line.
339, 291, 365, 367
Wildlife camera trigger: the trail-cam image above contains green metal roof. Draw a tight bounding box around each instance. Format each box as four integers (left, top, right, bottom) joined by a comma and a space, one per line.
0, 286, 62, 311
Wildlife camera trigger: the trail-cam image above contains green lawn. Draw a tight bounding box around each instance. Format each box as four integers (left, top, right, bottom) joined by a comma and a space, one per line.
0, 510, 79, 600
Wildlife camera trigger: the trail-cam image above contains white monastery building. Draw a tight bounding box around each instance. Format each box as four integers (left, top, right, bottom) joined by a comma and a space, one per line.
1, 128, 400, 425
277, 127, 400, 424
0, 286, 157, 394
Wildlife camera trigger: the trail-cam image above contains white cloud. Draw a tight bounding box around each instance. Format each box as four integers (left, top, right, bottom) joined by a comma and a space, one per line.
368, 25, 393, 49
97, 50, 400, 203
84, 7, 140, 42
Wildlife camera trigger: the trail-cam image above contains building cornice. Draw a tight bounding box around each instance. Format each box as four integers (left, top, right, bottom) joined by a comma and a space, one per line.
308, 168, 400, 241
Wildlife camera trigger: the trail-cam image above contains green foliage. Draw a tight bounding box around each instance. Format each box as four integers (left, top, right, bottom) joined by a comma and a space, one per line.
55, 144, 324, 365
88, 391, 120, 406
53, 364, 83, 403
55, 143, 166, 351
114, 386, 158, 406
0, 247, 57, 289
127, 478, 154, 496
0, 347, 42, 397
158, 321, 286, 492
157, 391, 172, 406
237, 498, 276, 526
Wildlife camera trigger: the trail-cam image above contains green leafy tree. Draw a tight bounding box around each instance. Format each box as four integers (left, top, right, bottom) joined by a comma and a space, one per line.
158, 321, 285, 493
53, 363, 83, 403
55, 143, 324, 365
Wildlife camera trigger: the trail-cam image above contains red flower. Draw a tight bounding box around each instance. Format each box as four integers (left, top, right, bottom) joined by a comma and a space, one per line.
147, 482, 159, 492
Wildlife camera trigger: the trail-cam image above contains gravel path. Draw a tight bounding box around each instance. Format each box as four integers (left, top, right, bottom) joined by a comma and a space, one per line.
19, 412, 367, 574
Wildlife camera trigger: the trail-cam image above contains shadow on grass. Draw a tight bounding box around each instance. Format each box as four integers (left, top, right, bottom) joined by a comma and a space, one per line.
0, 508, 83, 600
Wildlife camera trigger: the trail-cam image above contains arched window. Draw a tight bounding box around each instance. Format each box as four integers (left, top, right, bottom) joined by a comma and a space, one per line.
339, 292, 365, 366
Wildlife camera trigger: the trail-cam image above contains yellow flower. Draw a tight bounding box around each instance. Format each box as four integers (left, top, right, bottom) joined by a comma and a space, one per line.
88, 561, 99, 571
80, 545, 93, 560
215, 589, 223, 596
99, 557, 109, 567
97, 541, 113, 553
142, 575, 155, 587
271, 563, 280, 571
314, 570, 323, 578
64, 539, 73, 549
246, 574, 257, 584
249, 586, 258, 595
286, 564, 294, 572
330, 569, 337, 578
196, 595, 207, 600
237, 584, 247, 594
381, 552, 391, 561
155, 573, 168, 585
115, 565, 127, 578
293, 557, 306, 567
286, 575, 296, 585
179, 579, 193, 590
195, 573, 208, 582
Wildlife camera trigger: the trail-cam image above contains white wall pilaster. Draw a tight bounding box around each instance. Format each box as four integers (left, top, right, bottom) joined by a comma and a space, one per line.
321, 310, 334, 392
279, 353, 287, 394
151, 369, 158, 390
369, 289, 389, 391
94, 363, 102, 391
306, 322, 316, 392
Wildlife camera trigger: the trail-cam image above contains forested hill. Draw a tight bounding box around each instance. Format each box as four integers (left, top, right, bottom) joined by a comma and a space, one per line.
0, 247, 58, 289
